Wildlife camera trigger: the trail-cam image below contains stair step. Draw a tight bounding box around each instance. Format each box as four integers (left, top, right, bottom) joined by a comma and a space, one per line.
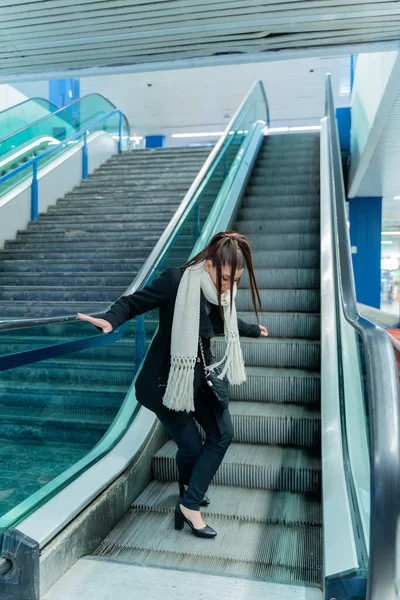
235, 232, 320, 250
0, 358, 135, 386
4, 237, 165, 250
0, 405, 117, 444
35, 213, 175, 223
250, 174, 318, 185
252, 164, 319, 175
239, 206, 319, 220
230, 366, 320, 405
251, 250, 319, 269
237, 311, 320, 340
227, 401, 320, 447
0, 335, 137, 361
133, 480, 322, 525
236, 289, 320, 312
240, 268, 320, 289
255, 155, 319, 166
0, 259, 155, 273
244, 194, 319, 208
0, 381, 126, 409
0, 272, 137, 286
94, 508, 322, 584
15, 230, 165, 241
152, 440, 321, 493
212, 337, 320, 369
236, 219, 319, 235
45, 206, 178, 216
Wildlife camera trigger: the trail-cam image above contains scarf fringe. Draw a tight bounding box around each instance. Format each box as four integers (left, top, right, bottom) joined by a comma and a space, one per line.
207, 332, 246, 385
162, 357, 196, 413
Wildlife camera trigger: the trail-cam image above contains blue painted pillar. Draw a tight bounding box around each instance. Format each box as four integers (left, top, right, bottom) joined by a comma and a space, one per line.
349, 197, 382, 308
145, 135, 165, 148
49, 79, 80, 108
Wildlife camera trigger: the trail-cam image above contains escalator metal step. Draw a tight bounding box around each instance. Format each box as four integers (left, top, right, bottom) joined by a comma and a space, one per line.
132, 480, 322, 525
94, 508, 322, 585
152, 440, 321, 493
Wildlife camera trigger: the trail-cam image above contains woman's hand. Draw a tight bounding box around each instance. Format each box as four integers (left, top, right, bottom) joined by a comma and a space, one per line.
77, 313, 113, 333
259, 325, 268, 337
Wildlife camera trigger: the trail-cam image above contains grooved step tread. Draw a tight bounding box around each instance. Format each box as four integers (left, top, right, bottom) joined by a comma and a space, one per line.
132, 480, 322, 525
0, 405, 116, 427
229, 401, 320, 420
215, 337, 320, 347
0, 380, 125, 396
242, 366, 320, 379
94, 510, 322, 585
153, 440, 321, 493
156, 440, 321, 470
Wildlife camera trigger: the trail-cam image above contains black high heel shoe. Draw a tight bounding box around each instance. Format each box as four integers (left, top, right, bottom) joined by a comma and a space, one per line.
179, 483, 210, 507
174, 503, 217, 538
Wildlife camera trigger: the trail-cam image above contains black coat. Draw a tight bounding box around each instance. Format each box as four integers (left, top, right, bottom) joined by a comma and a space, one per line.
101, 267, 260, 423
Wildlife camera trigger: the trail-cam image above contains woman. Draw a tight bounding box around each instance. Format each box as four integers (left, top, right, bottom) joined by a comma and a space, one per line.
78, 231, 267, 539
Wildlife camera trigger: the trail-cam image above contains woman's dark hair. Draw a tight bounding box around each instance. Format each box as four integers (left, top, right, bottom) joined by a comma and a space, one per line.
181, 231, 262, 319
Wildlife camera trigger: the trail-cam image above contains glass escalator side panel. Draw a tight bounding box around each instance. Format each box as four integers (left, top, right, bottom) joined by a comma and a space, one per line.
0, 94, 130, 198
0, 98, 59, 143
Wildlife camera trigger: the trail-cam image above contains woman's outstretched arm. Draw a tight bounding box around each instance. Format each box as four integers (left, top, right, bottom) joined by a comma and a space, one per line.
77, 267, 176, 332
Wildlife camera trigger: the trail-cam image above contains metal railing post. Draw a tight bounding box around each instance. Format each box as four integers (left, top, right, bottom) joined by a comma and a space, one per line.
193, 203, 200, 242
134, 315, 146, 372
82, 132, 88, 179
31, 161, 38, 221
118, 112, 123, 153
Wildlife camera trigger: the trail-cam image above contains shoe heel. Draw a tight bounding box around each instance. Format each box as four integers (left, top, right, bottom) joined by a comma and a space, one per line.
174, 507, 184, 531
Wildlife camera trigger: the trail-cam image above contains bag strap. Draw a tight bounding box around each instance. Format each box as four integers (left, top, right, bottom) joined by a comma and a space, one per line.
198, 337, 209, 379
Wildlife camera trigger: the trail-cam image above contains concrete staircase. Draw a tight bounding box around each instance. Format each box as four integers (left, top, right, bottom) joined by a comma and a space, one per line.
94, 134, 322, 589
0, 147, 210, 319
0, 146, 210, 516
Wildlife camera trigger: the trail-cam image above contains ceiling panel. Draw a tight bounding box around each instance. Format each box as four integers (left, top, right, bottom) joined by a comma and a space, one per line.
0, 0, 399, 78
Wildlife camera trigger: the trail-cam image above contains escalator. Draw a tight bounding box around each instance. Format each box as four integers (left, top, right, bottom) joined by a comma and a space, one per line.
0, 79, 399, 600
92, 132, 322, 586
0, 94, 130, 196
0, 97, 60, 141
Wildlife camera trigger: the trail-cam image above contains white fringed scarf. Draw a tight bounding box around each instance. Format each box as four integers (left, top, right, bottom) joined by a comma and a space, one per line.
162, 261, 247, 413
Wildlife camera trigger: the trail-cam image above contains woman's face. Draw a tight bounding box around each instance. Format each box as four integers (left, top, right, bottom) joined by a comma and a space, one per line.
205, 260, 244, 293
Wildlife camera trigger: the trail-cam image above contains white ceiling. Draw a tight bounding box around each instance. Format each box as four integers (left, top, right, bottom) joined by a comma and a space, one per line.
78, 56, 350, 139
1, 0, 400, 79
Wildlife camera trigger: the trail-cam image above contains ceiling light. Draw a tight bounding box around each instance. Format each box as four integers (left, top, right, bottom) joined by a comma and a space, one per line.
394, 196, 400, 200
382, 231, 400, 235
382, 241, 393, 245
288, 125, 321, 132
172, 132, 224, 138
268, 125, 321, 133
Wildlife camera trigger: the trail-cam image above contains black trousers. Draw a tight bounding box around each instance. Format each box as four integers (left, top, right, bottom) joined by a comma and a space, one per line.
157, 366, 234, 511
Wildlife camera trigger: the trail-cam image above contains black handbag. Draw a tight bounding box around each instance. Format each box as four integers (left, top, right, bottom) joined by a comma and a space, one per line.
198, 337, 229, 410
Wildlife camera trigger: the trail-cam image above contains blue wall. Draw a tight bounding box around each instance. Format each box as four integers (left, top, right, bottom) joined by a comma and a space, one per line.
349, 196, 382, 308
336, 107, 351, 153
49, 79, 80, 108
145, 135, 165, 148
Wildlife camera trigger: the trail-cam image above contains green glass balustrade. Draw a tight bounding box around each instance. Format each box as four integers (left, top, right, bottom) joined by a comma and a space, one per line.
0, 98, 60, 143
0, 93, 130, 197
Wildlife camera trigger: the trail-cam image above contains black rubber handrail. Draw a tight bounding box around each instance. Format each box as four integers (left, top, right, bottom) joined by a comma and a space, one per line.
326, 73, 400, 600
